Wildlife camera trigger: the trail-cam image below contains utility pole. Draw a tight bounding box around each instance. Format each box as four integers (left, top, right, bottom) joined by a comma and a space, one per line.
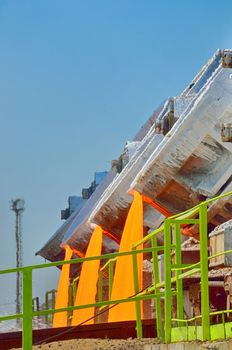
11, 198, 25, 327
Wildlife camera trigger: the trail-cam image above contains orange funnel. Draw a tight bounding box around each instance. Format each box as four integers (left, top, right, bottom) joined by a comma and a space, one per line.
109, 191, 143, 322
72, 225, 103, 325
53, 245, 72, 328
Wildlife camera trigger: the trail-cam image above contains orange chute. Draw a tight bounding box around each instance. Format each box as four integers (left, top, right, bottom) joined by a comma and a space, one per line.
53, 245, 72, 328
72, 225, 103, 325
108, 191, 143, 322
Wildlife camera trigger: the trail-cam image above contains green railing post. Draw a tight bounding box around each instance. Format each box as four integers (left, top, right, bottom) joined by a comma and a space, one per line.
97, 270, 103, 323
5, 190, 232, 346
45, 291, 49, 323
45, 289, 56, 324
132, 248, 143, 338
174, 223, 184, 324
164, 219, 172, 343
73, 279, 77, 301
68, 284, 73, 323
199, 203, 210, 341
108, 260, 114, 299
151, 235, 163, 340
22, 267, 33, 350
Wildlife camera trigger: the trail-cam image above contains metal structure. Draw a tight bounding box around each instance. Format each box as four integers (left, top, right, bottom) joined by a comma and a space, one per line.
10, 198, 25, 327
37, 49, 232, 267
2, 192, 232, 348
2, 49, 232, 348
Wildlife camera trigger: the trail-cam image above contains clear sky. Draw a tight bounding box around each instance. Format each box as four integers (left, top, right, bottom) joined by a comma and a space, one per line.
1, 0, 232, 307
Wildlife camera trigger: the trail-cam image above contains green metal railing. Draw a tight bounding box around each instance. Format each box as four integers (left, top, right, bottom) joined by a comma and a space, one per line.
132, 190, 232, 343
0, 247, 153, 349
96, 257, 116, 323
1, 190, 232, 349
45, 289, 56, 324
169, 248, 232, 342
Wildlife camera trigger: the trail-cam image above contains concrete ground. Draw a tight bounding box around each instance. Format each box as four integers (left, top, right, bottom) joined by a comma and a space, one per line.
12, 338, 232, 350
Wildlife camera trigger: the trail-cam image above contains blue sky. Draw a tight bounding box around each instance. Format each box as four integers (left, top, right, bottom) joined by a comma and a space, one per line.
0, 0, 232, 303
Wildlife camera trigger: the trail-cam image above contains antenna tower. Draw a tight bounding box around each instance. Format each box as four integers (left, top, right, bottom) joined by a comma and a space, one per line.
11, 198, 25, 327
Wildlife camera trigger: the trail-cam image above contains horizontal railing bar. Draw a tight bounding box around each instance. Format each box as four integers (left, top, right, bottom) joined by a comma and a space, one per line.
100, 257, 117, 271
171, 308, 232, 324
168, 206, 200, 221
98, 291, 168, 311
169, 190, 232, 221
176, 267, 200, 280
169, 219, 199, 225
171, 316, 201, 323
100, 244, 166, 272
171, 261, 200, 272
0, 248, 148, 275
203, 190, 232, 206
133, 226, 164, 248
0, 313, 22, 321
209, 249, 232, 260
33, 294, 158, 317
139, 286, 177, 297
101, 245, 177, 272
210, 309, 232, 316
152, 248, 232, 283
0, 292, 162, 322
171, 264, 194, 270
169, 250, 232, 273
155, 267, 201, 288
161, 190, 232, 227
133, 245, 175, 253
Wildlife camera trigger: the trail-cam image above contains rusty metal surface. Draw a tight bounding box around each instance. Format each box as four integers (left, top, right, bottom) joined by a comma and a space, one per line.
0, 319, 156, 350
221, 123, 232, 142
222, 49, 232, 68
